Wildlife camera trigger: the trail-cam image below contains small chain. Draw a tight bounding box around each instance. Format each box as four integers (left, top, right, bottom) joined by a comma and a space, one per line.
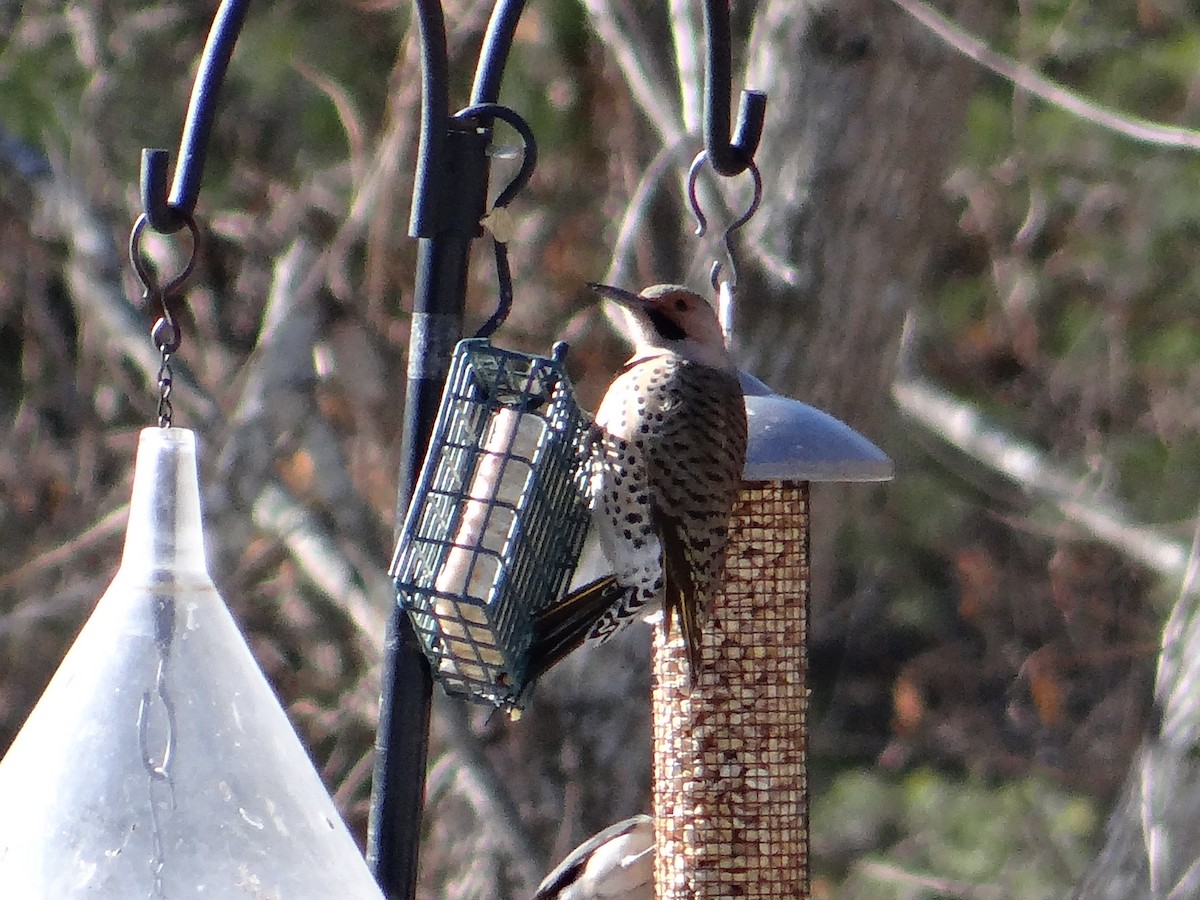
150, 306, 181, 428
131, 213, 195, 429
156, 346, 174, 428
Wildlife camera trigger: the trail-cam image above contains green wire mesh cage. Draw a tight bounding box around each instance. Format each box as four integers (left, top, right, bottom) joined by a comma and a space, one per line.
391, 339, 592, 708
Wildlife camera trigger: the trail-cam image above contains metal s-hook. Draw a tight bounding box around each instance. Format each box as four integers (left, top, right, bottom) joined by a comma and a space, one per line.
701, 0, 766, 177
687, 150, 763, 291
452, 103, 538, 209
141, 0, 251, 234
691, 0, 766, 310
453, 103, 538, 339
129, 213, 201, 314
688, 150, 762, 342
130, 212, 201, 426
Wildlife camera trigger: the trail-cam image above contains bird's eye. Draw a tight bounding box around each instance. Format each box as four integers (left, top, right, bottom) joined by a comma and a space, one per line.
675, 298, 688, 312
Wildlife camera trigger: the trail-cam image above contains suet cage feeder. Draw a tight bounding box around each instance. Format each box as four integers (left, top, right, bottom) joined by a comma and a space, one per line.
391, 339, 592, 709
652, 374, 892, 899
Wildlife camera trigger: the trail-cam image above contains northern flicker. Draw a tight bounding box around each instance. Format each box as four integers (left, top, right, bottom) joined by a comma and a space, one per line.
527, 283, 747, 683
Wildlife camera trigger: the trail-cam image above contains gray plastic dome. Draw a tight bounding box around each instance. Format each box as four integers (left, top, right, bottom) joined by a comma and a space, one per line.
740, 372, 893, 482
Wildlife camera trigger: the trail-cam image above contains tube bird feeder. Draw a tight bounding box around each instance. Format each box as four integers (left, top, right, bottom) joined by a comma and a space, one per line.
652, 373, 891, 898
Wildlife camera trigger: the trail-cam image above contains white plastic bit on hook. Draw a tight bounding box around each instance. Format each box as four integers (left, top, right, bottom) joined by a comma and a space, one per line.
482, 206, 516, 244
717, 280, 735, 347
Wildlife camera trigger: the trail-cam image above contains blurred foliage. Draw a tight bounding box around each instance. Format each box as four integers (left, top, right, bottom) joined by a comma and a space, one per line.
816, 0, 1200, 892
4, 0, 1200, 896
812, 768, 1097, 899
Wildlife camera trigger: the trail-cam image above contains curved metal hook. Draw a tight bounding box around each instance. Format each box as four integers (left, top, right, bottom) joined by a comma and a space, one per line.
130, 212, 201, 353
701, 0, 766, 177
452, 103, 538, 209
475, 239, 514, 340
140, 0, 251, 234
130, 213, 201, 299
453, 104, 537, 339
687, 150, 762, 290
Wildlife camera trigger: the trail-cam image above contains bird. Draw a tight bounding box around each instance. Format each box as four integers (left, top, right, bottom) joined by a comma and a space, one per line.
526, 282, 747, 684
532, 814, 654, 900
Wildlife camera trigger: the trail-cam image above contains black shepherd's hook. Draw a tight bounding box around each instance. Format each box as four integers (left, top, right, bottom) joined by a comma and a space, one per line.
701, 0, 766, 177
374, 5, 530, 900
140, 0, 252, 234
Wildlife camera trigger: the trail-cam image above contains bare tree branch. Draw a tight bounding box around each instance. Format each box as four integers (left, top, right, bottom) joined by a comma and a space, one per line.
581, 0, 683, 146
890, 0, 1200, 151
892, 376, 1192, 585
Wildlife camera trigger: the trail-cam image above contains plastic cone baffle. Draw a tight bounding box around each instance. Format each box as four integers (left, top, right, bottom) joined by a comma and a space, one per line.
0, 428, 383, 898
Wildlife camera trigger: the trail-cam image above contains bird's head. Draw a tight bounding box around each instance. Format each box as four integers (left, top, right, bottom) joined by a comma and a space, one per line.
590, 282, 734, 370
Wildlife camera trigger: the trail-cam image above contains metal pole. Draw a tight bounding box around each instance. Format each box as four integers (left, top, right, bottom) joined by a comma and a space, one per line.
368, 2, 526, 896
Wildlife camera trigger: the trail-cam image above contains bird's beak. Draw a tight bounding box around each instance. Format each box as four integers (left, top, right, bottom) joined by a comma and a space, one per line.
588, 282, 644, 308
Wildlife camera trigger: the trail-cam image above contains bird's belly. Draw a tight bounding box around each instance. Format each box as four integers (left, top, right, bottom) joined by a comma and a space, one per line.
589, 434, 662, 597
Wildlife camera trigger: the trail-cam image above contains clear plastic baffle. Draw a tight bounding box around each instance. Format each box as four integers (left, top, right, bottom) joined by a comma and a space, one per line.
0, 427, 383, 898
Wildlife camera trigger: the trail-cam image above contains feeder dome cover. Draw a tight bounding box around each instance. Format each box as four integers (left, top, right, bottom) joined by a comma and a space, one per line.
741, 372, 892, 482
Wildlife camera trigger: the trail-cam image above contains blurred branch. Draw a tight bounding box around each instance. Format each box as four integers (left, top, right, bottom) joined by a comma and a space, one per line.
604, 137, 695, 287
1076, 516, 1200, 898
668, 0, 702, 134
218, 238, 385, 549
859, 860, 1004, 900
581, 0, 682, 145
892, 377, 1193, 585
0, 505, 127, 592
434, 699, 549, 893
890, 0, 1200, 151
0, 576, 113, 639
895, 374, 1200, 896
249, 483, 390, 653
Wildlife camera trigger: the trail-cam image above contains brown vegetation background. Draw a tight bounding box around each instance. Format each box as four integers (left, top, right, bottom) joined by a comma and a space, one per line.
4, 1, 1200, 896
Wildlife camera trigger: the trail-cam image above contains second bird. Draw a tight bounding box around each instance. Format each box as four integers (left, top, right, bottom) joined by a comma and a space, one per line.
528, 282, 747, 683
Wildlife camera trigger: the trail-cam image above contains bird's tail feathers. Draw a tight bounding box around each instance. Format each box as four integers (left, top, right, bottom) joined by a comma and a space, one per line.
658, 520, 702, 686
526, 575, 629, 682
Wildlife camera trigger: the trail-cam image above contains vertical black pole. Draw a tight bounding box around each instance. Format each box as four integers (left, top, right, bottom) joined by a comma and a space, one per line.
367, 2, 451, 896
367, 2, 526, 897
364, 132, 487, 900
369, 127, 491, 900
